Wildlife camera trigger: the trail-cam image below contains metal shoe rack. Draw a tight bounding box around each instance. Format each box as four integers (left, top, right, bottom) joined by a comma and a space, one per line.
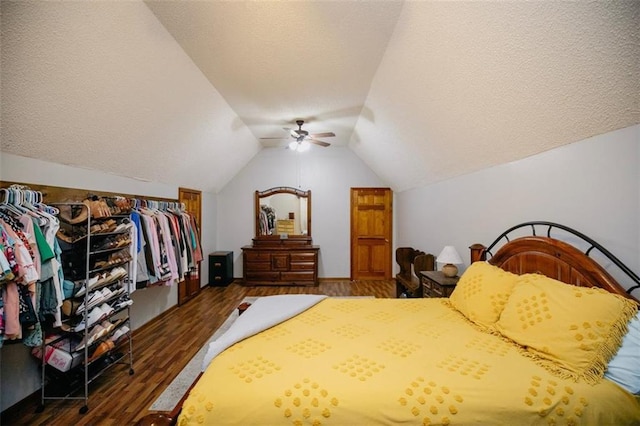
36, 202, 134, 414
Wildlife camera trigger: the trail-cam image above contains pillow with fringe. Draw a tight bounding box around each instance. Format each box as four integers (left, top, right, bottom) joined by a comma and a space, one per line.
449, 261, 519, 329
495, 273, 638, 384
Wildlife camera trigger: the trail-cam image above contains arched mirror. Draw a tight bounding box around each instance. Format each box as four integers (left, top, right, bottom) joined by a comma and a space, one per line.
255, 187, 311, 241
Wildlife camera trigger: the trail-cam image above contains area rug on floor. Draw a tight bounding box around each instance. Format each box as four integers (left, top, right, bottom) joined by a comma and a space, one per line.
149, 296, 259, 412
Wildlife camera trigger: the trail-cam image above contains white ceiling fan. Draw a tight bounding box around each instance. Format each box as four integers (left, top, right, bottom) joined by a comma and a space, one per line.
260, 120, 335, 151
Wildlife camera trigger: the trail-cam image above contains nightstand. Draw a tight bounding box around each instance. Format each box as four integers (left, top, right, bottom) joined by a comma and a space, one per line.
208, 251, 234, 286
420, 270, 459, 298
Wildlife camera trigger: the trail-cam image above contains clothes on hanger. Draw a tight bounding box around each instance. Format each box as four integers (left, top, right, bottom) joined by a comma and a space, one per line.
131, 199, 202, 289
0, 185, 62, 348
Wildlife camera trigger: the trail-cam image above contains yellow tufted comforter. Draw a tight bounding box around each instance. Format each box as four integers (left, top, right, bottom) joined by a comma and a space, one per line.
178, 297, 640, 425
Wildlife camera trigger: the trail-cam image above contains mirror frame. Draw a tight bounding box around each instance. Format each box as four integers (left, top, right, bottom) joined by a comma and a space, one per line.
254, 187, 311, 243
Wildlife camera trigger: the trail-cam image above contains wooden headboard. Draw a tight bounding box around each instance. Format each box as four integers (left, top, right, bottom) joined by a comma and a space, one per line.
470, 222, 639, 303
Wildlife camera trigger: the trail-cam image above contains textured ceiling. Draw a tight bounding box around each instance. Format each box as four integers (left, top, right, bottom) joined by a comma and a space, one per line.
143, 0, 404, 148
2, 1, 639, 193
146, 0, 640, 191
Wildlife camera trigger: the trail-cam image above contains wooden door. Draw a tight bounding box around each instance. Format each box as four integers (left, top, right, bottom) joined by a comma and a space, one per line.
178, 187, 202, 305
350, 188, 393, 280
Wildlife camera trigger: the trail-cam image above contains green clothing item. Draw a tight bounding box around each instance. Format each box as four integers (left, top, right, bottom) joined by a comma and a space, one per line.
32, 218, 54, 262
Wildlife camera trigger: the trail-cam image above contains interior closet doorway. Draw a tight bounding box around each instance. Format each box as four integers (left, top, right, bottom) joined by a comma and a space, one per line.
178, 187, 202, 305
350, 187, 393, 280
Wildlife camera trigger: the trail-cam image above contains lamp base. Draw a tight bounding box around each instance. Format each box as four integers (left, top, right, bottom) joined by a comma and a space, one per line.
442, 263, 458, 278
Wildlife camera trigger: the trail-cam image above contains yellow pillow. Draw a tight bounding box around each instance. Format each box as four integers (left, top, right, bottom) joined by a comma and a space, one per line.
449, 262, 520, 329
495, 273, 638, 383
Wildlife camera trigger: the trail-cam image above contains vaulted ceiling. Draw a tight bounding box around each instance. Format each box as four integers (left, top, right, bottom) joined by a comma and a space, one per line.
2, 1, 639, 193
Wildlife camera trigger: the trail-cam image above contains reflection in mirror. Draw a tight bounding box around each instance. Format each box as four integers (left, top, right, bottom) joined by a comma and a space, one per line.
259, 194, 307, 235
255, 187, 311, 238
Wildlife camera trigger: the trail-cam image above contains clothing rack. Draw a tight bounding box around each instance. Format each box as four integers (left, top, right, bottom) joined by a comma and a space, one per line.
129, 198, 185, 212
0, 184, 59, 216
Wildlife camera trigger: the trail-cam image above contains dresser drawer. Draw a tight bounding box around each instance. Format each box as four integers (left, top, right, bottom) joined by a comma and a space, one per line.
246, 271, 280, 281
281, 271, 315, 282
246, 261, 271, 271
290, 252, 316, 262
245, 251, 272, 262
428, 284, 444, 297
420, 271, 458, 298
421, 279, 432, 290
290, 261, 315, 271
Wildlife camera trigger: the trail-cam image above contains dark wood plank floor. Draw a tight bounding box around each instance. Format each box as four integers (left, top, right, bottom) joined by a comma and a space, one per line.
1, 280, 395, 425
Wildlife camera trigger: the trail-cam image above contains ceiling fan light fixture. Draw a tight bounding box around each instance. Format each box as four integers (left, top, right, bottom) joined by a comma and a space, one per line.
288, 140, 310, 152
298, 141, 310, 152
262, 119, 335, 150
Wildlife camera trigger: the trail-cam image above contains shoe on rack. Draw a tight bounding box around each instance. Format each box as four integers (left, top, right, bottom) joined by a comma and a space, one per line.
75, 275, 100, 298
56, 228, 86, 244
88, 340, 114, 363
93, 271, 112, 288
108, 266, 128, 282
115, 235, 132, 247
61, 299, 82, 317
101, 320, 115, 334
117, 299, 134, 309
113, 294, 133, 310
82, 290, 106, 312
111, 325, 130, 343
110, 287, 126, 299
73, 306, 104, 332
58, 204, 89, 225
100, 287, 114, 303
75, 325, 101, 352
91, 324, 109, 340
113, 218, 133, 233
99, 303, 115, 318
76, 323, 107, 352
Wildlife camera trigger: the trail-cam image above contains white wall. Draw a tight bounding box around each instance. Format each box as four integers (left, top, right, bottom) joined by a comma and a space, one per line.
0, 153, 218, 411
395, 125, 640, 292
1, 1, 259, 194
217, 145, 386, 278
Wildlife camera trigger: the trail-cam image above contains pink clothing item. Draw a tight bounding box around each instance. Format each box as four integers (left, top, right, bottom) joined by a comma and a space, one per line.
157, 213, 179, 283
140, 213, 163, 281
3, 282, 21, 339
2, 222, 38, 285
19, 215, 41, 278
189, 214, 203, 263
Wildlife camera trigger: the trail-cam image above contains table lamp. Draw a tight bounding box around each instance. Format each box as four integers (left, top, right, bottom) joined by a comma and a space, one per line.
437, 245, 463, 277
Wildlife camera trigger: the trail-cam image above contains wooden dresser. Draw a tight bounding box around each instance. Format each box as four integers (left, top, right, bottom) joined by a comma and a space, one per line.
242, 240, 319, 286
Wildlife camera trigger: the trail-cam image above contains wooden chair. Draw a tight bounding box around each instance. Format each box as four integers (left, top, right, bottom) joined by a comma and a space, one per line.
395, 247, 434, 297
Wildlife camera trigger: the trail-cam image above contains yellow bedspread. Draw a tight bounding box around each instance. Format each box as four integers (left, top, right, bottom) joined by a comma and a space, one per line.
178, 298, 640, 425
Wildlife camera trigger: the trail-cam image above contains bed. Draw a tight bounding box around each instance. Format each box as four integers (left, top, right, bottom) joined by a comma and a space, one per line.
144, 222, 640, 425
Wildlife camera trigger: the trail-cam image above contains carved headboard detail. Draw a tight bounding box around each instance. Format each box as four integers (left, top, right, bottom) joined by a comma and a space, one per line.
470, 222, 639, 303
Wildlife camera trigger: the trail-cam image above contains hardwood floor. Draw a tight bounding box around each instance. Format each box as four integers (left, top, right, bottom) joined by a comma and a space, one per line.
1, 279, 395, 425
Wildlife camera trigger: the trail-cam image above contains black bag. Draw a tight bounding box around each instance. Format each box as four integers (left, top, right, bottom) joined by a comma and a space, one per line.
18, 285, 38, 327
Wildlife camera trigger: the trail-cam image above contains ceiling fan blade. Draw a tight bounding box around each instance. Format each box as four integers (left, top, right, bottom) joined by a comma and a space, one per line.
278, 127, 299, 138
259, 137, 289, 140
308, 132, 335, 138
309, 139, 331, 147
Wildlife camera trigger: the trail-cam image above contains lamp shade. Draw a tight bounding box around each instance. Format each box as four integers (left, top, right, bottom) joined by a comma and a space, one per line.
437, 246, 463, 265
